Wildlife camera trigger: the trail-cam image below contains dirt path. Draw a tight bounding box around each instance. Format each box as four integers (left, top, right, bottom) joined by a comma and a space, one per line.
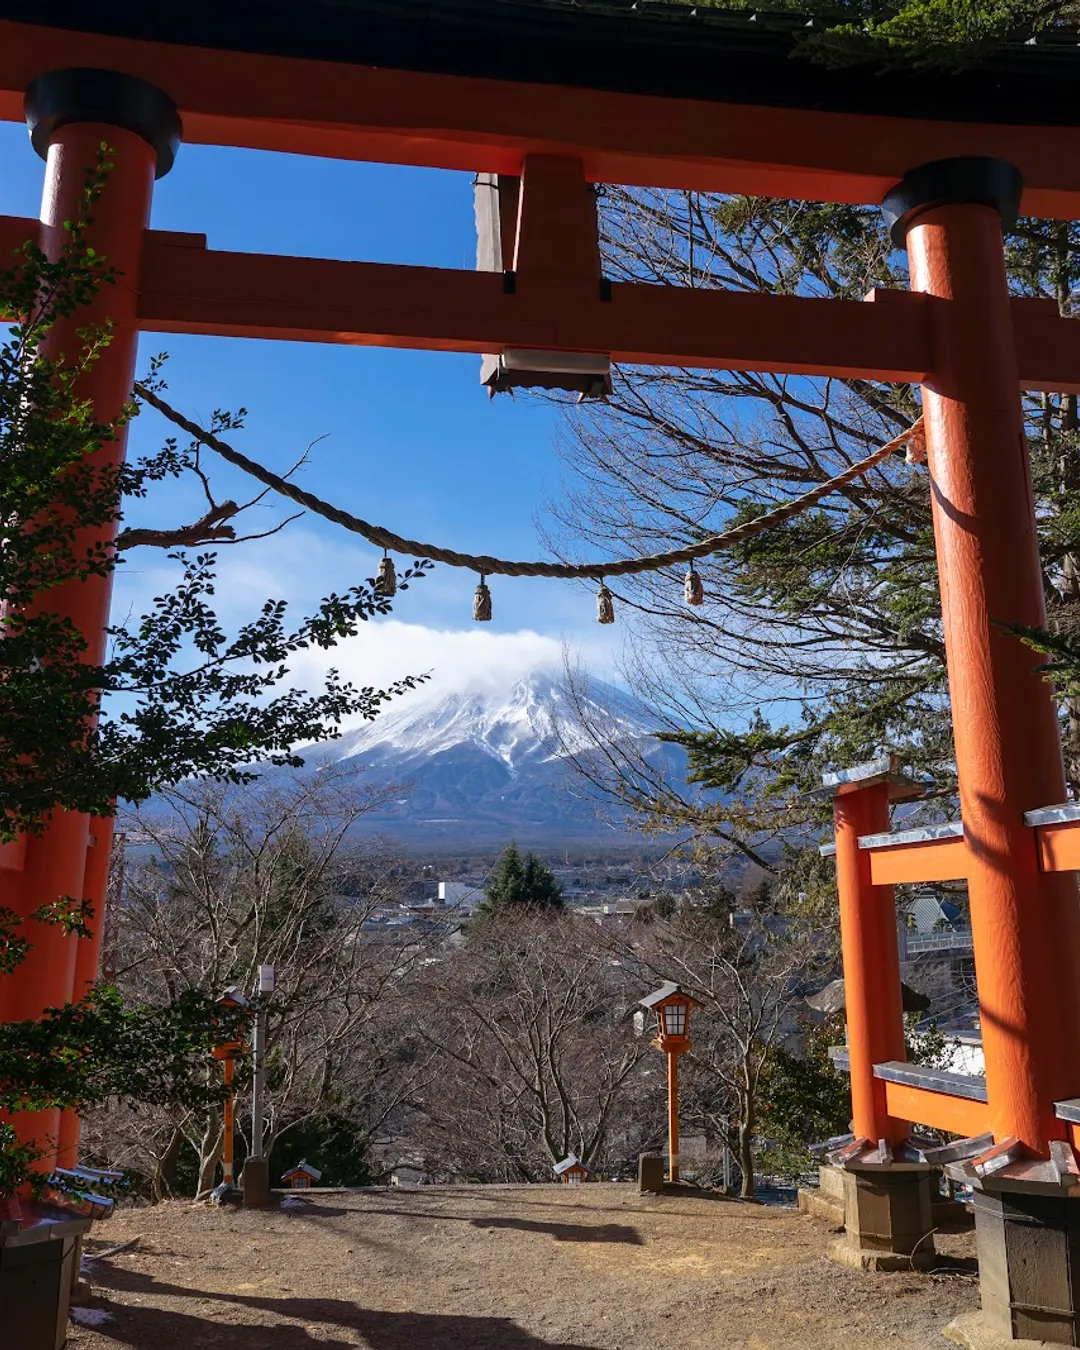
68, 1185, 978, 1350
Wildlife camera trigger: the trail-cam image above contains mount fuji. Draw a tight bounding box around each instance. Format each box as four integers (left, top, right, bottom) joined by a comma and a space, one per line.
299, 668, 684, 846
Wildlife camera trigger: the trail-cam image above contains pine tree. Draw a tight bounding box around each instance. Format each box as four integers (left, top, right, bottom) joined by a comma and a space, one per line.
482, 842, 527, 912
690, 0, 1080, 66
521, 852, 564, 910
478, 844, 564, 916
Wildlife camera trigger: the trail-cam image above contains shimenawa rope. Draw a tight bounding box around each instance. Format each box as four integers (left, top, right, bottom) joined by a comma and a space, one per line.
133, 382, 923, 584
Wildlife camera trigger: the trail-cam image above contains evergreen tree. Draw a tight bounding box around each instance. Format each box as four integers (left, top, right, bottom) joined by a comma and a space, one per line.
758, 1017, 851, 1179
521, 852, 564, 910
690, 0, 1080, 66
482, 842, 527, 912
554, 184, 1080, 862
478, 844, 564, 916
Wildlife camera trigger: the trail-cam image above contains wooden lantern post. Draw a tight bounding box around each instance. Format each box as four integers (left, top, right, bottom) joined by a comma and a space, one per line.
213, 987, 251, 1189
211, 1045, 238, 1186
639, 983, 703, 1184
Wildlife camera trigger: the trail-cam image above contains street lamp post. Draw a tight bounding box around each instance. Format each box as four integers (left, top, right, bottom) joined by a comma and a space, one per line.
241, 965, 275, 1209
639, 982, 703, 1184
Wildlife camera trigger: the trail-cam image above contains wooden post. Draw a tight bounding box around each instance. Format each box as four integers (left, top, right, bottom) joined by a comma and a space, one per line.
222, 1055, 236, 1186
667, 1047, 680, 1183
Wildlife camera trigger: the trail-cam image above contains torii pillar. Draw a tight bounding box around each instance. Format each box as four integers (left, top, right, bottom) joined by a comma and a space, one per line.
0, 69, 179, 1172
823, 759, 940, 1273
886, 158, 1080, 1344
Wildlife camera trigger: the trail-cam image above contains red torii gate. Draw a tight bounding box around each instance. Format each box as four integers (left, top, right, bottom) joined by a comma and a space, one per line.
4, 5, 1080, 1339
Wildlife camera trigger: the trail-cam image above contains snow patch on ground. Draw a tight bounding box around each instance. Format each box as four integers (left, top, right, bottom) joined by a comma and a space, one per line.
71, 1307, 114, 1328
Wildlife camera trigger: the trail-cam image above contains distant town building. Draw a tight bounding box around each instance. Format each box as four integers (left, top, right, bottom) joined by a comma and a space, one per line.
905, 888, 964, 935
602, 900, 639, 919
438, 881, 485, 909
390, 1165, 429, 1187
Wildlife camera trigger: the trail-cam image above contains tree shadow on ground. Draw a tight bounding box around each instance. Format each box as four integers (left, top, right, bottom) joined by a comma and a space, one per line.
87, 1287, 604, 1349
337, 1202, 653, 1237
267, 1198, 403, 1254
80, 1303, 353, 1350
304, 1201, 644, 1242
469, 1215, 644, 1244
275, 1198, 353, 1217
359, 1190, 742, 1219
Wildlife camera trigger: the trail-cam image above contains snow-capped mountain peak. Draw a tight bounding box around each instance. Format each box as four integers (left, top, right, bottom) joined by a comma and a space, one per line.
317, 668, 655, 775
296, 667, 678, 846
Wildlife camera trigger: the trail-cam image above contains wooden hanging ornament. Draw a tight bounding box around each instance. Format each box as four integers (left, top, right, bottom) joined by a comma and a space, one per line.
375, 553, 397, 597
596, 582, 615, 625
473, 575, 492, 622
684, 565, 705, 606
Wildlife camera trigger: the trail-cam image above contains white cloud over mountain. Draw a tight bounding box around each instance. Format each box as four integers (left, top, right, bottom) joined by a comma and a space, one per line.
291, 620, 569, 712
112, 522, 623, 727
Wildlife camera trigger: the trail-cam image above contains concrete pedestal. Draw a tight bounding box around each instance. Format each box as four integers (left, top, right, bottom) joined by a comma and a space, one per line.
241, 1157, 271, 1210
798, 1163, 846, 1225
969, 1185, 1080, 1344
829, 1165, 937, 1271
944, 1310, 1057, 1350
803, 1162, 972, 1235
0, 1203, 93, 1350
638, 1154, 665, 1194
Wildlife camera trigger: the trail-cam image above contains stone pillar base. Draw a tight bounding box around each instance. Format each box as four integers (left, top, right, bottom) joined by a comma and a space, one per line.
970, 1183, 1080, 1344
944, 1311, 1056, 1350
798, 1163, 846, 1225
828, 1164, 937, 1271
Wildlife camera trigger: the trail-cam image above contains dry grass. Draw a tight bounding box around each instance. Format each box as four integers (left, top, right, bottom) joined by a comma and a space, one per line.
68, 1184, 978, 1349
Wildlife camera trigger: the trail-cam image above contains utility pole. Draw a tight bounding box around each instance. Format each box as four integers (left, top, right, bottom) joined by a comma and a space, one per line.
241, 964, 275, 1208
251, 964, 273, 1158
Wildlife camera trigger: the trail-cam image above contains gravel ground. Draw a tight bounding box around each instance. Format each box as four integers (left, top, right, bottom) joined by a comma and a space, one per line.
67, 1184, 979, 1350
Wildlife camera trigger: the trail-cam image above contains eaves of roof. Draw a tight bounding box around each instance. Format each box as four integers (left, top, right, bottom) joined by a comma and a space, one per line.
7, 1, 1080, 127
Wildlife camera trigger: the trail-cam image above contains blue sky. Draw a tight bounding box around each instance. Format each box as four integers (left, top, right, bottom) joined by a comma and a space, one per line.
0, 123, 623, 705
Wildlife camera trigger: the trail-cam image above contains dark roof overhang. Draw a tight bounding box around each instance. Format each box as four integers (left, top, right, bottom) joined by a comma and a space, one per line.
5, 1, 1080, 129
